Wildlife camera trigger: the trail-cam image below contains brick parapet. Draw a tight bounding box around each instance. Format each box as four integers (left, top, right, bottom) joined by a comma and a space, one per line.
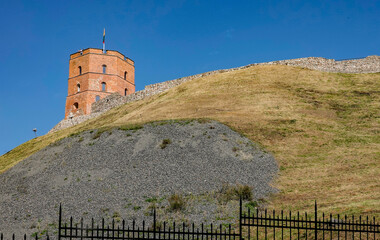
70, 48, 134, 64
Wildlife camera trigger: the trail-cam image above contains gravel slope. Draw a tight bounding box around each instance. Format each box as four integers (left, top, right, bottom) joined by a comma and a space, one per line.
0, 120, 278, 237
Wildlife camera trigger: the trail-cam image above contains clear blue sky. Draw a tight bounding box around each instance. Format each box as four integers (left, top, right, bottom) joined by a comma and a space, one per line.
0, 0, 379, 154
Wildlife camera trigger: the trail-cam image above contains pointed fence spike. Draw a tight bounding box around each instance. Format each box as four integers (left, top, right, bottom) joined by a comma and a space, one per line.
153, 208, 157, 232
315, 201, 318, 218
102, 218, 105, 239
111, 221, 114, 238
122, 219, 125, 239
58, 204, 62, 240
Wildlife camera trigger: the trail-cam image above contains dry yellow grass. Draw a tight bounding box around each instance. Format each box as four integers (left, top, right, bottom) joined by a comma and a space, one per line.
1, 65, 379, 217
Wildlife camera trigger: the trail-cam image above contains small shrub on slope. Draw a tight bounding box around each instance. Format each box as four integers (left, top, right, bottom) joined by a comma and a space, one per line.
168, 194, 185, 211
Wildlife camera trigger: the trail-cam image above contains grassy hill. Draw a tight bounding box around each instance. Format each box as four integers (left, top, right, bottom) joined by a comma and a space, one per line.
1, 65, 379, 216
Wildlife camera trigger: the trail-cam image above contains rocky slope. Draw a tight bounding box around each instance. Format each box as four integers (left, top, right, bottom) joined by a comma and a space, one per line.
0, 120, 278, 237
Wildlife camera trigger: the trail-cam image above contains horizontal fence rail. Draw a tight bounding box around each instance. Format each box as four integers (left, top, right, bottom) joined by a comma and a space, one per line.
0, 233, 50, 240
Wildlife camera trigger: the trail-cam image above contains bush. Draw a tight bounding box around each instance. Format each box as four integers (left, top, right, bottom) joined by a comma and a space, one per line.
160, 139, 172, 149
168, 194, 185, 211
236, 184, 253, 200
218, 184, 253, 202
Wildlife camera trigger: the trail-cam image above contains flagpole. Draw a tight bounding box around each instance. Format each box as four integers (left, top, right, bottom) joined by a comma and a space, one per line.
103, 28, 106, 53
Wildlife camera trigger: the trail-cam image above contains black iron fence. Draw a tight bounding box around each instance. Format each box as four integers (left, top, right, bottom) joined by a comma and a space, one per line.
1, 200, 380, 240
240, 199, 380, 240
58, 206, 240, 240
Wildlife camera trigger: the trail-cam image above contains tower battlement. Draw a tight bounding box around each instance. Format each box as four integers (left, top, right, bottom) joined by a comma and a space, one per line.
65, 48, 135, 118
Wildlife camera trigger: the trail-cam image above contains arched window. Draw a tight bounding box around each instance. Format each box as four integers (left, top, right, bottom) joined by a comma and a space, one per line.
73, 102, 79, 109
102, 65, 107, 74
124, 88, 128, 96
95, 95, 100, 102
78, 66, 82, 75
77, 83, 81, 92
101, 82, 106, 92
124, 71, 127, 80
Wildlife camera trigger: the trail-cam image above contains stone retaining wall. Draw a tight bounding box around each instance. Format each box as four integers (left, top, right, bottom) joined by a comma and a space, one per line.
48, 112, 103, 133
49, 55, 380, 133
262, 55, 380, 73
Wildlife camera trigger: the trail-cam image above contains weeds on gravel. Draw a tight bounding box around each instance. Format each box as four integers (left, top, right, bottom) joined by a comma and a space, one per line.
112, 212, 122, 222
69, 132, 81, 138
92, 129, 105, 139
245, 200, 259, 210
168, 194, 186, 211
236, 184, 253, 200
118, 124, 143, 131
145, 196, 165, 203
145, 203, 157, 216
150, 220, 164, 231
218, 184, 253, 202
145, 196, 158, 203
232, 147, 239, 152
197, 118, 212, 124
160, 139, 172, 149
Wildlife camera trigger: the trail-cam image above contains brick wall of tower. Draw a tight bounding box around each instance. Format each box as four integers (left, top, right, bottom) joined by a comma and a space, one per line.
65, 48, 135, 118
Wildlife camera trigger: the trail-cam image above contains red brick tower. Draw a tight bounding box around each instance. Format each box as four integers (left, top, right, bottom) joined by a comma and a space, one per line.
65, 48, 135, 118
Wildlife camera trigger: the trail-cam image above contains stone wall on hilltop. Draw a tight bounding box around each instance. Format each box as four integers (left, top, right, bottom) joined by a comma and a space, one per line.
262, 55, 380, 73
49, 55, 380, 133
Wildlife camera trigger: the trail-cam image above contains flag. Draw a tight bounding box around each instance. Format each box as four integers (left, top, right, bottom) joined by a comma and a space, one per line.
103, 28, 105, 44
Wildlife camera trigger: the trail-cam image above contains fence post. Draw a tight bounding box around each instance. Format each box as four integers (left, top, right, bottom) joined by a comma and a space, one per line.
58, 204, 62, 240
239, 197, 243, 240
153, 208, 157, 239
315, 201, 318, 240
